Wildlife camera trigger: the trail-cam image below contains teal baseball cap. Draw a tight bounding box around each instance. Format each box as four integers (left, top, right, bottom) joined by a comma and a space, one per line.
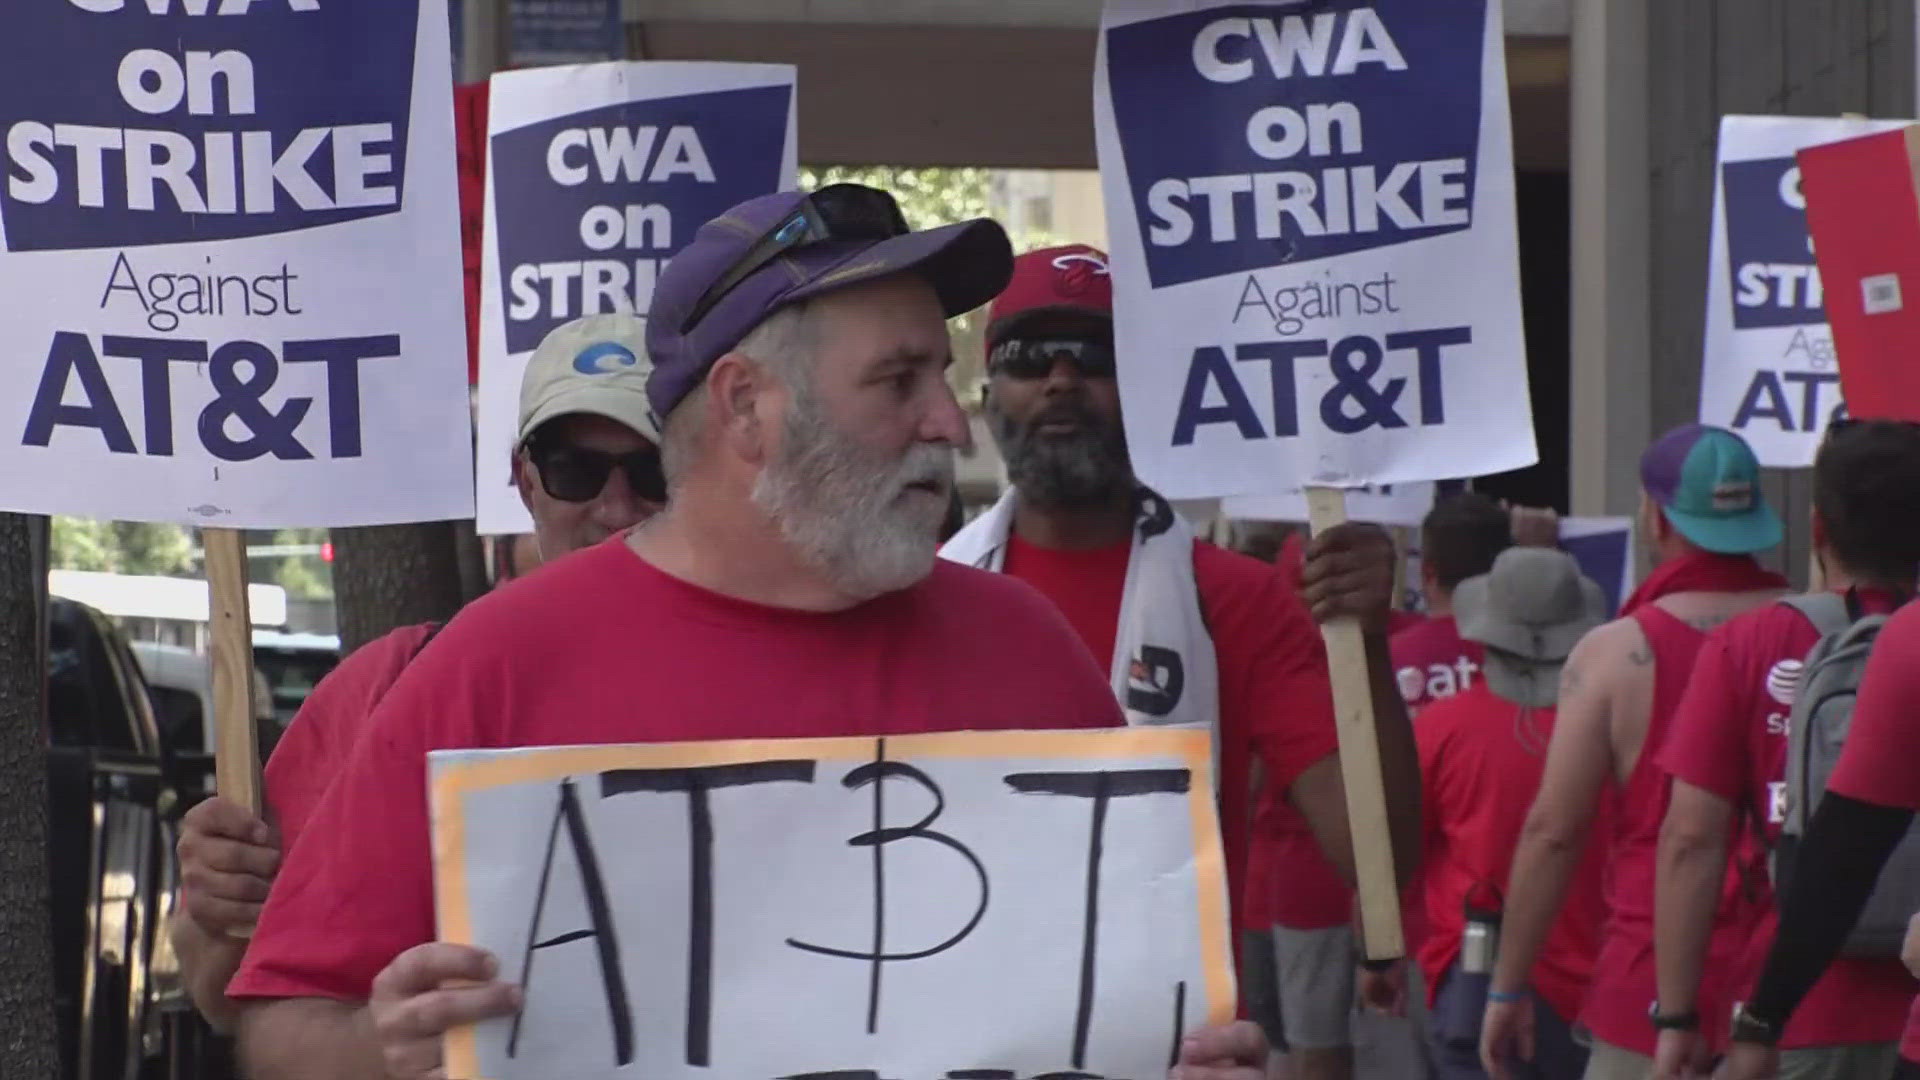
1640, 424, 1783, 554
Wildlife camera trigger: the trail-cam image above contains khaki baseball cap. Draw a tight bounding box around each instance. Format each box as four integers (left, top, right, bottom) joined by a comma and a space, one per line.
516, 313, 661, 446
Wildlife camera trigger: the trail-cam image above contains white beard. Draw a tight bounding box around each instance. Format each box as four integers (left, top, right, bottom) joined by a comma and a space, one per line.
751, 387, 955, 600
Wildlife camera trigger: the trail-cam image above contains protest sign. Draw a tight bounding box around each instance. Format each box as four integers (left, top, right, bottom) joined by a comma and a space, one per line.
1698, 116, 1911, 463
1092, 0, 1535, 499
1559, 516, 1636, 615
0, 0, 473, 529
1225, 481, 1436, 527
472, 62, 796, 534
431, 728, 1232, 1080
1797, 124, 1920, 424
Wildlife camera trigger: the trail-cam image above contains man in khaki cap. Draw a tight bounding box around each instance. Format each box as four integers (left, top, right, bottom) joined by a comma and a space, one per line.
170, 312, 663, 1031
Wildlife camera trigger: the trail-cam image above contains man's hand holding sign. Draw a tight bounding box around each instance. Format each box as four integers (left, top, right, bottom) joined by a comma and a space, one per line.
1094, 0, 1535, 960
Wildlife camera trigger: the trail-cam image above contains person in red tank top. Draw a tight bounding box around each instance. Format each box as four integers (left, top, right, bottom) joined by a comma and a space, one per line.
1658, 420, 1920, 1080
169, 313, 668, 1032
1419, 547, 1609, 1079
949, 245, 1424, 1080
1477, 425, 1788, 1080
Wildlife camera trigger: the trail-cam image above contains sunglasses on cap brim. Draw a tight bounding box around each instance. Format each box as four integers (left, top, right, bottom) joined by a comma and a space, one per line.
524, 433, 666, 505
678, 183, 912, 336
987, 337, 1118, 380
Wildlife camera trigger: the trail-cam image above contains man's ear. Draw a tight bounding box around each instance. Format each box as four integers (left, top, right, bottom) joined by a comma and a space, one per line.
707, 353, 773, 464
512, 448, 536, 510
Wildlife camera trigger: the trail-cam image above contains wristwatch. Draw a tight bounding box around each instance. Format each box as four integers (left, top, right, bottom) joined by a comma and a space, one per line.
1729, 1004, 1783, 1048
1647, 1002, 1700, 1032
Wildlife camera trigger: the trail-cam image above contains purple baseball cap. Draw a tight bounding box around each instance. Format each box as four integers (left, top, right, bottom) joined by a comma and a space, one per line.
645, 189, 1014, 420
1640, 423, 1783, 554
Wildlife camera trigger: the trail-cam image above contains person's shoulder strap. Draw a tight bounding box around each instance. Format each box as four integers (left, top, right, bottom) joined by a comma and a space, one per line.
1779, 592, 1853, 637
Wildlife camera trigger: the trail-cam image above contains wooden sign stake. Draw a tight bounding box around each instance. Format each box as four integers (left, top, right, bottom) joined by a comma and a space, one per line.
1305, 487, 1405, 960
203, 528, 262, 815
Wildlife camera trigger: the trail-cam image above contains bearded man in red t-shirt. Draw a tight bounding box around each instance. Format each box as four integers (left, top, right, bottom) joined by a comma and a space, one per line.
942, 245, 1423, 1080
223, 188, 1271, 1080
170, 311, 667, 1032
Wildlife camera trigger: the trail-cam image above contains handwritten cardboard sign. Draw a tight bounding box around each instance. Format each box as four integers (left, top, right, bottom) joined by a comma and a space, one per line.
1697, 116, 1911, 464
472, 61, 796, 534
1091, 0, 1535, 497
431, 729, 1233, 1080
0, 0, 472, 527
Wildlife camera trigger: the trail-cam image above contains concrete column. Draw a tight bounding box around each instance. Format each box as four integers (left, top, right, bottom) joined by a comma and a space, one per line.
1567, 0, 1650, 516
462, 0, 511, 83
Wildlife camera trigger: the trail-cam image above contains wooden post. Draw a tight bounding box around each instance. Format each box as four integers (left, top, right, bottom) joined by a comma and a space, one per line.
1306, 487, 1405, 960
202, 529, 261, 815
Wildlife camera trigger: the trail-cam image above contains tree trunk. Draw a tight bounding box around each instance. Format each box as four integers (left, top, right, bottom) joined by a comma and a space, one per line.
331, 521, 477, 655
0, 512, 61, 1078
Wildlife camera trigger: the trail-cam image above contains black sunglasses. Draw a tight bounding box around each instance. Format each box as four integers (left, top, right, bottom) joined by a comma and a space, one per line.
525, 437, 666, 505
678, 183, 912, 336
987, 337, 1118, 380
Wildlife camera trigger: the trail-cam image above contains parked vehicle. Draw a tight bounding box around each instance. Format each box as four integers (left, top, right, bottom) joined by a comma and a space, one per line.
127, 640, 272, 769
46, 596, 228, 1080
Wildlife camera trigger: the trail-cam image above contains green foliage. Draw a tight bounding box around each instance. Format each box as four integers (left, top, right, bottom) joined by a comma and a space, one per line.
798, 165, 994, 231
272, 528, 333, 601
49, 518, 191, 576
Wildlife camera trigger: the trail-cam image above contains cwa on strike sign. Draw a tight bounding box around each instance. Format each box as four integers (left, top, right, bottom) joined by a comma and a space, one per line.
1093, 0, 1536, 499
0, 0, 472, 528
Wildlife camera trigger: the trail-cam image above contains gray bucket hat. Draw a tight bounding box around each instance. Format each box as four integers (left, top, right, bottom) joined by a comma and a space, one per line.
1454, 547, 1608, 708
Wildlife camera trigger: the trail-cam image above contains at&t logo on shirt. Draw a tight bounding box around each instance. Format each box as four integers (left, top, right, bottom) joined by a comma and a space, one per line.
1764, 657, 1801, 736
1396, 655, 1479, 707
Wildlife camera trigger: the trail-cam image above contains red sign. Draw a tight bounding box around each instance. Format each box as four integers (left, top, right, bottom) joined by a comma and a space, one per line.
1799, 125, 1920, 423
454, 80, 491, 387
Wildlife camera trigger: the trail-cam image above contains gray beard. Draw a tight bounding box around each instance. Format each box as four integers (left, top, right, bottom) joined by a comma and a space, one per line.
751, 385, 954, 600
987, 403, 1132, 509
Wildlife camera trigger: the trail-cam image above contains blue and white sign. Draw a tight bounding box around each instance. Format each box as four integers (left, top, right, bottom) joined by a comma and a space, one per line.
1093, 0, 1534, 499
1559, 516, 1635, 616
474, 62, 796, 533
1699, 115, 1909, 467
0, 0, 471, 528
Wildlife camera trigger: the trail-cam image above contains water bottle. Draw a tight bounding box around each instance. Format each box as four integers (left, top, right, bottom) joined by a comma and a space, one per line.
1461, 903, 1501, 974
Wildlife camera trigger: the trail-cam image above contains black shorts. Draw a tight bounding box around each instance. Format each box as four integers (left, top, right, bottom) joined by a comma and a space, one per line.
1893, 1056, 1920, 1080
1239, 928, 1288, 1054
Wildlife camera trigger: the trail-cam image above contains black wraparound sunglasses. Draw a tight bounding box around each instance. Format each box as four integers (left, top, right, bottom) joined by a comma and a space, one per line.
525, 435, 666, 505
987, 337, 1118, 380
678, 183, 912, 336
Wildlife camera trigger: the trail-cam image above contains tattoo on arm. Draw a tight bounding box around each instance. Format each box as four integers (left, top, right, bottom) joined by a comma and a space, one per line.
1627, 643, 1653, 665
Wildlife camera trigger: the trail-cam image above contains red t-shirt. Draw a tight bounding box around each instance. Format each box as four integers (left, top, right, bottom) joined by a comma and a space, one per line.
1826, 602, 1920, 1060
1415, 684, 1604, 1021
1001, 536, 1340, 933
230, 539, 1122, 1002
1391, 615, 1485, 716
1660, 595, 1918, 1048
262, 623, 437, 855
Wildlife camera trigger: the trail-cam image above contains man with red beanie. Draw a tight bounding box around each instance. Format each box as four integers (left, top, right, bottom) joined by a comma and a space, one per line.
943, 245, 1424, 1080
1478, 424, 1788, 1080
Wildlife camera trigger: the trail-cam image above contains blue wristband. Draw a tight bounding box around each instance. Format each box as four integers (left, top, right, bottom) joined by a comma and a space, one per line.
1487, 989, 1527, 1005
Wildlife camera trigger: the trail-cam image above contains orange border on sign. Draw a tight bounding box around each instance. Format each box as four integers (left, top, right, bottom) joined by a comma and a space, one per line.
433, 727, 1234, 1079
